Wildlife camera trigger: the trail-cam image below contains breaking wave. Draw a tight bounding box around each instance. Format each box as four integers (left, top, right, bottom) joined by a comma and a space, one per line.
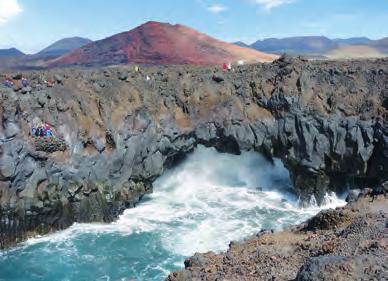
0, 145, 346, 281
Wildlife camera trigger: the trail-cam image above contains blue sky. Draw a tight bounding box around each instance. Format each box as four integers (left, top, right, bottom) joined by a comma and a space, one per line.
0, 0, 387, 53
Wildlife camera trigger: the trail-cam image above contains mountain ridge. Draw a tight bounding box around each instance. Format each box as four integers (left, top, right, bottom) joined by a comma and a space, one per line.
235, 35, 388, 58
0, 48, 25, 57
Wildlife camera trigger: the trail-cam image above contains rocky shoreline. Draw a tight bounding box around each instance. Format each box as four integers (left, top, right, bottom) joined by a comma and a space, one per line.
0, 56, 387, 247
167, 186, 388, 281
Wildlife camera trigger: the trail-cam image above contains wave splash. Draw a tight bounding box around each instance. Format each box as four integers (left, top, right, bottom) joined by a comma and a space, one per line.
2, 145, 346, 280
24, 146, 345, 253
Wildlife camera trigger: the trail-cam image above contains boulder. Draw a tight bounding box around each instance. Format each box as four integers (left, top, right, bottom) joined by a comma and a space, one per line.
37, 95, 47, 107
118, 72, 128, 81
296, 256, 380, 281
382, 181, 388, 193
56, 100, 69, 112
295, 256, 348, 281
54, 74, 64, 84
4, 122, 20, 138
12, 73, 22, 80
21, 86, 32, 94
34, 138, 67, 153
346, 189, 361, 202
303, 208, 350, 231
267, 91, 297, 111
212, 73, 224, 83
0, 155, 16, 180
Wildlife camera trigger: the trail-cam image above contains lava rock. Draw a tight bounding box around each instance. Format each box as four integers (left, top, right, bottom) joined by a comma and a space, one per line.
295, 256, 348, 281
0, 155, 16, 180
346, 189, 361, 202
304, 209, 350, 231
54, 74, 64, 84
118, 72, 128, 81
4, 122, 20, 138
212, 73, 224, 83
21, 86, 32, 94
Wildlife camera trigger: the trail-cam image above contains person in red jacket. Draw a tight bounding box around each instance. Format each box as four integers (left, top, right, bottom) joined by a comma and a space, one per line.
222, 63, 227, 72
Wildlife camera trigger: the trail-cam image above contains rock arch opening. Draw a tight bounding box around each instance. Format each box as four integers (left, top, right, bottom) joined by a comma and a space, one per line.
0, 145, 346, 280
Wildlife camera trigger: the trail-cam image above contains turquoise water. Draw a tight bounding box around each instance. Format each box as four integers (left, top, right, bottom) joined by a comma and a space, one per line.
0, 146, 345, 281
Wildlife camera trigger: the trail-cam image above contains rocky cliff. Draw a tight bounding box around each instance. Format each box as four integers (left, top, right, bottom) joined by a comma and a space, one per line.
0, 56, 387, 247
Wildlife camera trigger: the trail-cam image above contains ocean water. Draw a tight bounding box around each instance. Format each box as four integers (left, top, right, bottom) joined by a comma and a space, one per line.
0, 146, 346, 281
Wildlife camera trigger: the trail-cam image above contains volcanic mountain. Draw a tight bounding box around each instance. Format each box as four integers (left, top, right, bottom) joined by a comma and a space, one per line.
0, 48, 25, 57
0, 38, 92, 70
37, 37, 92, 59
50, 21, 277, 66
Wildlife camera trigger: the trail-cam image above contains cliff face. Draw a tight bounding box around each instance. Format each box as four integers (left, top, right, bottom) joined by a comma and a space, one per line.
0, 57, 387, 246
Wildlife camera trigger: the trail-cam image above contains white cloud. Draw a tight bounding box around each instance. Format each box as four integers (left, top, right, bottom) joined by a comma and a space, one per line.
0, 0, 22, 25
254, 0, 294, 10
207, 4, 226, 14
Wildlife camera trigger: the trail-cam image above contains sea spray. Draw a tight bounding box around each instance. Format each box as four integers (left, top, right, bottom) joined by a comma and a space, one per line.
0, 145, 346, 281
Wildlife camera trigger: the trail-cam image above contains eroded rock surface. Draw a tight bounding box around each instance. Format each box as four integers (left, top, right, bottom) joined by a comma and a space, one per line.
167, 191, 388, 281
0, 57, 387, 246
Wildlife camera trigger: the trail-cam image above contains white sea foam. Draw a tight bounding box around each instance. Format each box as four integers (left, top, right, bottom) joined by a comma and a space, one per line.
21, 145, 346, 257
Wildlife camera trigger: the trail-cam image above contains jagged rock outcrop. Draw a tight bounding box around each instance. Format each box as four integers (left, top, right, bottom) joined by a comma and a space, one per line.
166, 190, 387, 281
0, 57, 387, 246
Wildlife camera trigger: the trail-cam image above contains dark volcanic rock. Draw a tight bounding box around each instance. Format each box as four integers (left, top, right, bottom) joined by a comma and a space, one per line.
295, 255, 384, 281
212, 73, 224, 83
54, 74, 64, 84
0, 58, 387, 247
167, 195, 387, 281
34, 137, 67, 153
346, 189, 361, 202
303, 208, 350, 231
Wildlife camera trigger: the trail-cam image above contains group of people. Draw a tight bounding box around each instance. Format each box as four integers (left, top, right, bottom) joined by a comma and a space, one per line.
3, 79, 14, 88
134, 65, 151, 81
223, 62, 232, 72
222, 61, 245, 72
133, 65, 157, 82
3, 77, 29, 88
31, 123, 55, 138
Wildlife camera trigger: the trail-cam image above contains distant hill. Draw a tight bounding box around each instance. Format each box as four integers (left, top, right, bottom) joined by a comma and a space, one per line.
326, 45, 387, 59
0, 48, 25, 57
37, 37, 92, 58
371, 37, 388, 53
0, 37, 92, 70
333, 37, 371, 46
49, 21, 278, 67
233, 41, 249, 48
326, 37, 388, 59
250, 36, 338, 55
244, 36, 388, 59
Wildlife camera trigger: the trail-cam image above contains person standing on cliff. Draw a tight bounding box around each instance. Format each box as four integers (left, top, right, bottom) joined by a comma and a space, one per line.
3, 78, 13, 88
223, 63, 227, 72
21, 77, 28, 88
42, 123, 54, 137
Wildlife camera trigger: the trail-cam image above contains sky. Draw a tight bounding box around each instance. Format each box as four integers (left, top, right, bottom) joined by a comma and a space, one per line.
0, 0, 387, 54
